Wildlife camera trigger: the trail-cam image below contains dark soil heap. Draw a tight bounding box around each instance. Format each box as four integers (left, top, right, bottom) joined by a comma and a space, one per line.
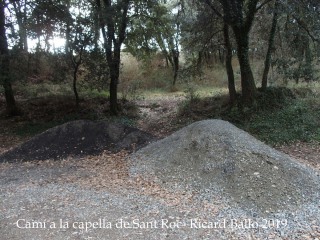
0, 120, 154, 162
130, 120, 320, 214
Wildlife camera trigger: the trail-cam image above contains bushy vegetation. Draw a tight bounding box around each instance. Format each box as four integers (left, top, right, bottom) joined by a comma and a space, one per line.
178, 86, 320, 145
246, 98, 320, 145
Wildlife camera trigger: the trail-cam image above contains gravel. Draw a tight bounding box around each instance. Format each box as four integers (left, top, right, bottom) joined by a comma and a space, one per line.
0, 120, 154, 162
130, 120, 320, 214
1, 120, 320, 239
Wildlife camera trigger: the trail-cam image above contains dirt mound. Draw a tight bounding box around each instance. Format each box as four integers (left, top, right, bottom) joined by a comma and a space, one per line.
0, 120, 154, 162
130, 120, 320, 214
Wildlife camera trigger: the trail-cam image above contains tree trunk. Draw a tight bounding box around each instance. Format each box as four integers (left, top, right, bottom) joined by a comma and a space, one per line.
172, 49, 179, 86
19, 2, 28, 51
21, 25, 28, 51
218, 49, 224, 64
11, 0, 28, 51
233, 27, 257, 105
304, 37, 313, 82
262, 0, 279, 91
73, 65, 79, 107
165, 56, 169, 68
197, 51, 202, 71
0, 0, 19, 116
96, 0, 129, 116
65, 22, 71, 56
22, 0, 28, 51
109, 73, 118, 115
64, 0, 71, 55
108, 47, 121, 115
223, 23, 236, 104
109, 59, 119, 115
206, 0, 259, 105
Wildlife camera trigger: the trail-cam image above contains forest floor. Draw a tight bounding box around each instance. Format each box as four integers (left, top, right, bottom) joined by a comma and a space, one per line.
0, 94, 319, 170
1, 94, 320, 240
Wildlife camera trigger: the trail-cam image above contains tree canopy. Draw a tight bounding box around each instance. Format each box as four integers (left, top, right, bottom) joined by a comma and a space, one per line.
1, 0, 319, 115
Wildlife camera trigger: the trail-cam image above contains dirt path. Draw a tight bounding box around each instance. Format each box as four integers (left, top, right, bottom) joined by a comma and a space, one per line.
135, 95, 185, 137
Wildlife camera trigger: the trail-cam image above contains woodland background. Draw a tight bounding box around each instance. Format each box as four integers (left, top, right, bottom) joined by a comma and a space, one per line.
0, 0, 320, 148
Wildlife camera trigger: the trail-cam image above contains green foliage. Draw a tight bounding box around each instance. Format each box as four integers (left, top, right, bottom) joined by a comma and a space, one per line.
8, 95, 140, 138
228, 87, 320, 145
178, 86, 320, 145
10, 51, 70, 86
83, 49, 109, 91
246, 99, 320, 145
184, 83, 200, 102
274, 58, 319, 83
255, 87, 296, 110
125, 0, 182, 78
81, 89, 109, 98
9, 48, 29, 83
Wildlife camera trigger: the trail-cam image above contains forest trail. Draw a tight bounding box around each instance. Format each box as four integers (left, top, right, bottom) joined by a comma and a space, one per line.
1, 95, 319, 171
135, 95, 185, 137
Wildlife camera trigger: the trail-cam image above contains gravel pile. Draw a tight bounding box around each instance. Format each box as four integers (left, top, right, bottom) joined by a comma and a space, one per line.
0, 120, 154, 162
1, 120, 319, 239
129, 120, 320, 238
130, 120, 320, 214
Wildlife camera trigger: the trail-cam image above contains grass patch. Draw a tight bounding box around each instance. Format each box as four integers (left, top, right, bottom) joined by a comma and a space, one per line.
81, 89, 110, 98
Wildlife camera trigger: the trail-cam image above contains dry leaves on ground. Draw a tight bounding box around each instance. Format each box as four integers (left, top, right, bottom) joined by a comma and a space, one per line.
277, 141, 320, 171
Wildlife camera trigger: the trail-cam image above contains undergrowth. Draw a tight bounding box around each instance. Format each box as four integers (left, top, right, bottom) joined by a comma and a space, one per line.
244, 98, 320, 145
2, 96, 139, 138
178, 86, 320, 145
